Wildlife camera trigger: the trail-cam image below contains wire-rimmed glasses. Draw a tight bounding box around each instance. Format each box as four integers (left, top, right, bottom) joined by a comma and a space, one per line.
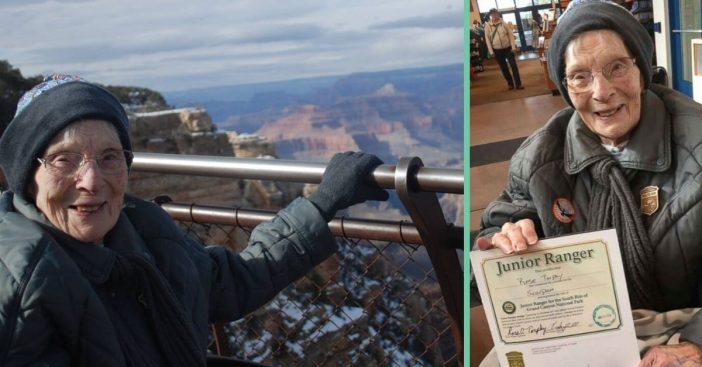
562, 57, 637, 93
36, 149, 133, 177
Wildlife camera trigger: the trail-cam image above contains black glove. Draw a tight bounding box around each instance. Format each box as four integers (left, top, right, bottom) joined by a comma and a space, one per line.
308, 151, 389, 222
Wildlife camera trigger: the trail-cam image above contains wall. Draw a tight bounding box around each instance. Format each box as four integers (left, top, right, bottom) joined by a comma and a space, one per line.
654, 0, 673, 88
469, 0, 481, 25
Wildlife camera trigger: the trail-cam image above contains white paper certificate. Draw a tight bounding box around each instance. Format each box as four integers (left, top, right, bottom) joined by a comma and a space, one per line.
470, 229, 640, 367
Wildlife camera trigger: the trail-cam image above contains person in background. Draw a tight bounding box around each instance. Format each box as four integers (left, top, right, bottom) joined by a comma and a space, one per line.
484, 8, 524, 90
530, 10, 543, 49
627, 0, 655, 65
628, 0, 654, 35
0, 74, 389, 366
475, 1, 702, 366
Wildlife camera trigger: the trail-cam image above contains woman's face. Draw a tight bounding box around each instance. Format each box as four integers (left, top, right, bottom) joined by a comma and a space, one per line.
31, 119, 128, 244
565, 30, 644, 146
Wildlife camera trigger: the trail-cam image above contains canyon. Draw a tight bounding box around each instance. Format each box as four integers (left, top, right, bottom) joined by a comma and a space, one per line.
164, 63, 464, 225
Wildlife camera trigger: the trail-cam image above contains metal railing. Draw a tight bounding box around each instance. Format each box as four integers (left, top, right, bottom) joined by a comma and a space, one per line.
131, 153, 464, 366
132, 153, 463, 194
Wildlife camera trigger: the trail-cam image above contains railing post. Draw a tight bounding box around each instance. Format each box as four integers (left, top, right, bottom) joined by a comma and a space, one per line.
394, 156, 464, 365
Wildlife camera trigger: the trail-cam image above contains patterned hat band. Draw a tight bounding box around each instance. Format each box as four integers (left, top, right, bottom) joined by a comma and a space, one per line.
0, 75, 131, 199
15, 74, 87, 117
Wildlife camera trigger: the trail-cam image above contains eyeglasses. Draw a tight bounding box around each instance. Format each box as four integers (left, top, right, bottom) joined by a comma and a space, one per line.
562, 57, 637, 93
37, 149, 133, 177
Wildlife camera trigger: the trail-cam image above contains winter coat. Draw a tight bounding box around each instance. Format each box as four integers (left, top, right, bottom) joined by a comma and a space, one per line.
478, 84, 702, 345
0, 192, 336, 366
484, 19, 516, 53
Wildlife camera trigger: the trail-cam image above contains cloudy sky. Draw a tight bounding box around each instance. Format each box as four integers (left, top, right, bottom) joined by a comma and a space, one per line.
1, 0, 463, 92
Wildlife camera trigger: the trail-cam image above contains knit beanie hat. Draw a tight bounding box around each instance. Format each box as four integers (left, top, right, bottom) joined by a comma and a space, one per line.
0, 74, 132, 199
547, 0, 653, 107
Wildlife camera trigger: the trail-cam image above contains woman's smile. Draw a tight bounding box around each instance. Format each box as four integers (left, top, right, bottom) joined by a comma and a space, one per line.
69, 201, 106, 215
565, 31, 643, 146
32, 120, 128, 244
593, 104, 625, 119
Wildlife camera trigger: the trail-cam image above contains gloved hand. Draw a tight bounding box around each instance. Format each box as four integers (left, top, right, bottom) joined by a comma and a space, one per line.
308, 151, 389, 222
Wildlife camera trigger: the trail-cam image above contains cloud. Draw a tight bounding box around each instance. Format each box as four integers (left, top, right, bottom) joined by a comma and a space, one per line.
223, 23, 326, 44
1, 0, 463, 91
371, 11, 464, 29
0, 0, 94, 7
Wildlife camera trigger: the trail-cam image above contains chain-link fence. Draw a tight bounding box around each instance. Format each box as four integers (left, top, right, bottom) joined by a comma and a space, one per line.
174, 218, 459, 367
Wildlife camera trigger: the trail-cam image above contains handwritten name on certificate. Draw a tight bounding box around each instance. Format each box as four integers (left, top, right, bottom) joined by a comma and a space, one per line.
471, 229, 640, 367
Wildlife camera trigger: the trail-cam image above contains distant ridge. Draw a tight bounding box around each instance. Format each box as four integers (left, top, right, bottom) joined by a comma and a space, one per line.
344, 63, 461, 78
163, 74, 341, 105
162, 63, 462, 127
151, 62, 464, 225
163, 63, 461, 106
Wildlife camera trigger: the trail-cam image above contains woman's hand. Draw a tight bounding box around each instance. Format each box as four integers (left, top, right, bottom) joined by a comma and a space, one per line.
639, 343, 702, 367
475, 219, 538, 254
308, 151, 388, 222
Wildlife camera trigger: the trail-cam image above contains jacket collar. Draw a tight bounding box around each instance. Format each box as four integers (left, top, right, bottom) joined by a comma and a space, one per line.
11, 195, 153, 284
564, 90, 670, 174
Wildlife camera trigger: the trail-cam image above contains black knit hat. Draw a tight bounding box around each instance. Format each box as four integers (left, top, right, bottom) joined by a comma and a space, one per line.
0, 76, 131, 199
547, 1, 653, 107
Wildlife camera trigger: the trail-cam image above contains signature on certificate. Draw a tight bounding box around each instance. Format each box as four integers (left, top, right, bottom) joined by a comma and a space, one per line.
506, 321, 581, 337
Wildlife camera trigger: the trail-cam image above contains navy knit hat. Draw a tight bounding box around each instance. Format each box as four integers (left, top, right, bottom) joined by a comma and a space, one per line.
547, 1, 653, 107
0, 74, 131, 199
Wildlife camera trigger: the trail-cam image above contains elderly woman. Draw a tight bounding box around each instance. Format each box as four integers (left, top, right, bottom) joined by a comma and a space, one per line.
0, 75, 388, 366
476, 1, 702, 365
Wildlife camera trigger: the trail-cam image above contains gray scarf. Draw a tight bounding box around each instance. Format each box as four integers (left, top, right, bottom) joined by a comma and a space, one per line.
109, 253, 206, 367
587, 157, 661, 310
12, 193, 206, 367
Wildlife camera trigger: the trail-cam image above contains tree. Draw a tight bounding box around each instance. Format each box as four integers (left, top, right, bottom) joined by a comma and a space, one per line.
103, 85, 169, 112
0, 60, 42, 133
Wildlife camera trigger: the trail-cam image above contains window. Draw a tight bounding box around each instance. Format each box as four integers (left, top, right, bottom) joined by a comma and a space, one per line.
477, 0, 497, 13
502, 12, 521, 48
681, 0, 701, 82
496, 0, 516, 10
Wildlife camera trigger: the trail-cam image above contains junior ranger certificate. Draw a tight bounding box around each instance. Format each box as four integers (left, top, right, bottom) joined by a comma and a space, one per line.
470, 229, 639, 366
